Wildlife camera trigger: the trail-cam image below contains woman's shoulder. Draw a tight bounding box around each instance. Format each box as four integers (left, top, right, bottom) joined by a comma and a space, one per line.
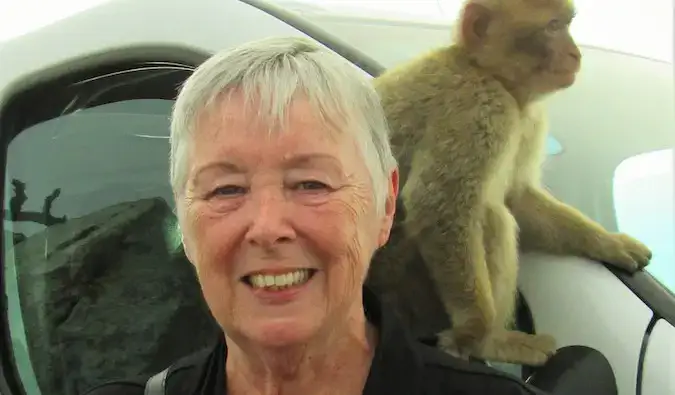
413, 342, 549, 395
82, 346, 216, 395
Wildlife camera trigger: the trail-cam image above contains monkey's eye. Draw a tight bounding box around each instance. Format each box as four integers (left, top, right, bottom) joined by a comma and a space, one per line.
545, 19, 565, 33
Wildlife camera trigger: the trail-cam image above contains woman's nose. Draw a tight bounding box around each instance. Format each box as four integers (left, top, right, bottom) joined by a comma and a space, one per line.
244, 191, 296, 247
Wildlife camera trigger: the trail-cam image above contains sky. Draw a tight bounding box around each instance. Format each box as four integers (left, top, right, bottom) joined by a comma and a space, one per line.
0, 0, 672, 62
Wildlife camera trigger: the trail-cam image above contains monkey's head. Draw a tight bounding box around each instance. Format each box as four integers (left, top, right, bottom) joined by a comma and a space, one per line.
455, 0, 581, 99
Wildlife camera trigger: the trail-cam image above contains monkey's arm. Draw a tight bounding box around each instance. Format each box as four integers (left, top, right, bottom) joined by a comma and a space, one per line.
508, 186, 651, 271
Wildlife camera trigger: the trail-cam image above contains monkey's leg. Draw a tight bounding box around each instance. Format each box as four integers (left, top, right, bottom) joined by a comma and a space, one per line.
401, 182, 496, 359
476, 204, 557, 366
509, 186, 651, 272
427, 221, 496, 361
402, 107, 519, 358
482, 204, 519, 330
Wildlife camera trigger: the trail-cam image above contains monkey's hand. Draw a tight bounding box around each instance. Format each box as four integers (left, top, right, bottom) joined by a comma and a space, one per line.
510, 187, 652, 272
590, 232, 652, 272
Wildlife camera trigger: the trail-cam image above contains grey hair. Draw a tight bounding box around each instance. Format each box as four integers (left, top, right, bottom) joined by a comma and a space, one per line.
169, 36, 397, 214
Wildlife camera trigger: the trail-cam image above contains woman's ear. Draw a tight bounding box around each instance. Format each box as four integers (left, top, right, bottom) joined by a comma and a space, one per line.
181, 232, 197, 265
175, 212, 194, 265
378, 168, 399, 247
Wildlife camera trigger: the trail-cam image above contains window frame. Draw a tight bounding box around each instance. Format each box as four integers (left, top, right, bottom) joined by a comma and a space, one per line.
0, 58, 205, 395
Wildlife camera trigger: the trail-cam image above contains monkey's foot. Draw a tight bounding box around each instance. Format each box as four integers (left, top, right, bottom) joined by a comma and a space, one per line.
476, 331, 557, 366
436, 328, 485, 361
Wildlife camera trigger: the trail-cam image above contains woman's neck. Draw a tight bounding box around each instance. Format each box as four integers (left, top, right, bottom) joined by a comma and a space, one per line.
225, 302, 378, 395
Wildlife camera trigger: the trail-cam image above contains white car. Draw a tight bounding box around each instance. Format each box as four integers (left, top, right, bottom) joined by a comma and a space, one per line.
0, 1, 672, 395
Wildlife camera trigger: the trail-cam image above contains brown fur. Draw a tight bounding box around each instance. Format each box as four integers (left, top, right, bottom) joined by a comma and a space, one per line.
368, 0, 652, 366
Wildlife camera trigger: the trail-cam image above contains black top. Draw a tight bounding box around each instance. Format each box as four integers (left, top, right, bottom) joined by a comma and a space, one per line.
83, 286, 548, 395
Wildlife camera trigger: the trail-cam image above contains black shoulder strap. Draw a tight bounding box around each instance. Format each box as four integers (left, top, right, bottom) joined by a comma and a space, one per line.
144, 366, 171, 395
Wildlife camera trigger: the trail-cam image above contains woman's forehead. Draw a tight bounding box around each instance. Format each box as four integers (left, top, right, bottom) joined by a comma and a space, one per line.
197, 92, 355, 147
189, 93, 365, 171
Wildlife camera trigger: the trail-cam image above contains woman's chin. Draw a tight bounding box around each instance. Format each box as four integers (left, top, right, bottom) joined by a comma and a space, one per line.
244, 317, 322, 348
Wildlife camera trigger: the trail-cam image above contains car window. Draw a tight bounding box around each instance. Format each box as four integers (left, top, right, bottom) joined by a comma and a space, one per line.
613, 148, 675, 293
3, 65, 221, 395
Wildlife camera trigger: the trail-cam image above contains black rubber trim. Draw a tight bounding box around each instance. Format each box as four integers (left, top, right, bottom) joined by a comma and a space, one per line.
0, 110, 27, 395
606, 264, 675, 326
239, 0, 386, 77
635, 314, 659, 395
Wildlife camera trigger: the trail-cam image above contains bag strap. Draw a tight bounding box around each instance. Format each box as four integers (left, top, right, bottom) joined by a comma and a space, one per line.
144, 366, 171, 395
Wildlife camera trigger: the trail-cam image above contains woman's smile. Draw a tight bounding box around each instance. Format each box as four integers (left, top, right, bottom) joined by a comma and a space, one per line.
242, 268, 319, 305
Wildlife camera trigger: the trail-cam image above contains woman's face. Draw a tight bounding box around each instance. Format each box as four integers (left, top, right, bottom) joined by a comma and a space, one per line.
178, 91, 397, 348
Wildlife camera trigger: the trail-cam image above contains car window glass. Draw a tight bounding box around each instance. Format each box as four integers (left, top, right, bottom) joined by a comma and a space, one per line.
4, 98, 219, 395
613, 148, 675, 292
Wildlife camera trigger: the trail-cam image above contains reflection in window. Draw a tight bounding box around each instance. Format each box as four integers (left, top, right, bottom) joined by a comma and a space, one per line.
613, 149, 674, 292
4, 99, 219, 395
546, 135, 563, 156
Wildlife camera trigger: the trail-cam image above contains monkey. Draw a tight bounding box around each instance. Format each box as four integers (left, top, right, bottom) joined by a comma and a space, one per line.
368, 0, 653, 366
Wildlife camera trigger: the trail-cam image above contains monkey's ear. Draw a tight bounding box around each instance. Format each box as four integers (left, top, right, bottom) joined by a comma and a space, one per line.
460, 2, 492, 47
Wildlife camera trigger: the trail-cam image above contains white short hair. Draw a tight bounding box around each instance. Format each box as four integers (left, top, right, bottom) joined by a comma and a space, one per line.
169, 36, 397, 214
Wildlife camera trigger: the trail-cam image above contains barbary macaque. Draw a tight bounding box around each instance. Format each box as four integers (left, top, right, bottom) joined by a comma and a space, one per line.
368, 0, 652, 366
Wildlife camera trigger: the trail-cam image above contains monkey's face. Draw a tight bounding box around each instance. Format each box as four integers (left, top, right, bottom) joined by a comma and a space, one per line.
460, 0, 582, 96
177, 91, 396, 349
507, 17, 582, 94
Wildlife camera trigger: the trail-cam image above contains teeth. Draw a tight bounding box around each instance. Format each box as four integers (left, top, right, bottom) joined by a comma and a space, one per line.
248, 269, 312, 290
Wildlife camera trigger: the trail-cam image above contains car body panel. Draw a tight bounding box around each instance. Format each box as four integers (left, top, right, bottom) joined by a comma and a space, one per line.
0, 0, 302, 108
519, 254, 654, 394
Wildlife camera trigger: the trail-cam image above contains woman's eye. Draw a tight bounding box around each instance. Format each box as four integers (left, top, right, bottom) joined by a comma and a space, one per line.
210, 185, 247, 197
295, 180, 329, 191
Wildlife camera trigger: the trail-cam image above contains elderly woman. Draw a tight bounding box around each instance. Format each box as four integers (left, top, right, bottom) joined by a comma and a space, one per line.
85, 37, 545, 395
